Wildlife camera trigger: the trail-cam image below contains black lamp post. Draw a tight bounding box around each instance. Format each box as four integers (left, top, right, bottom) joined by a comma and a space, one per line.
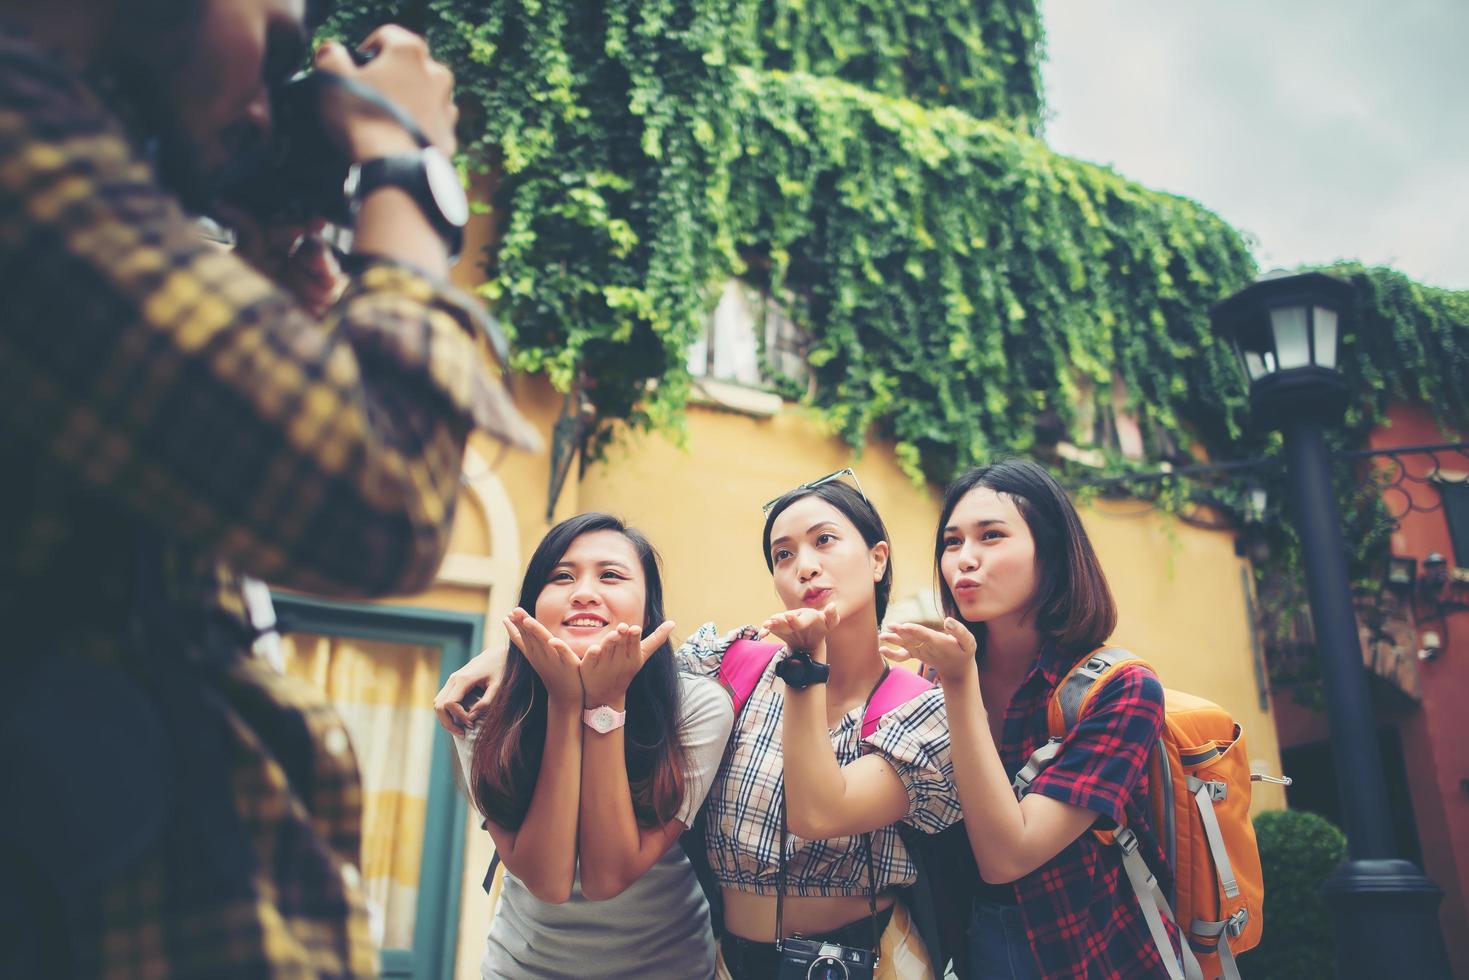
1211, 271, 1450, 979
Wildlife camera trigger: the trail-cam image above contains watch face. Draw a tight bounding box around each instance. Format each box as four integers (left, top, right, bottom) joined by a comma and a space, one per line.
589, 706, 616, 732
422, 148, 470, 228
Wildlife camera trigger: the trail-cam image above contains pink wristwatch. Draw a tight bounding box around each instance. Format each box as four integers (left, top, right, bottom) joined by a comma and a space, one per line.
583, 704, 627, 734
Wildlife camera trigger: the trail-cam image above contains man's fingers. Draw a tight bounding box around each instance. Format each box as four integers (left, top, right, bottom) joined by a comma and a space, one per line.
314, 40, 355, 74
359, 24, 430, 57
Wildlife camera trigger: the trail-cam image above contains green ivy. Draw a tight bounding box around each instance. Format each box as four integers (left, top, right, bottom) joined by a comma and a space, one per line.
315, 3, 1468, 634
735, 0, 1045, 130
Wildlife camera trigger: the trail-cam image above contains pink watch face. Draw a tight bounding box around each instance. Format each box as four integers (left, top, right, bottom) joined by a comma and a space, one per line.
585, 705, 623, 733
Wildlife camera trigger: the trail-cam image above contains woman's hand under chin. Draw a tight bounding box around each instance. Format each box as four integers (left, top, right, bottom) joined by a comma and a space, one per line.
506, 608, 586, 708
761, 602, 840, 659
879, 617, 979, 685
579, 620, 675, 707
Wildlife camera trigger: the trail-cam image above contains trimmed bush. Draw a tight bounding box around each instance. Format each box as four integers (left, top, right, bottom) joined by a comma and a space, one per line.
1249, 809, 1347, 979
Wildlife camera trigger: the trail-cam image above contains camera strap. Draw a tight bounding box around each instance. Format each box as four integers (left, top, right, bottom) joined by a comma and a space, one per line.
303, 71, 433, 151
774, 667, 889, 954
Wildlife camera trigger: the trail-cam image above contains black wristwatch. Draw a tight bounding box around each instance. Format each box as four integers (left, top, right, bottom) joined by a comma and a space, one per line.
344, 147, 469, 260
775, 649, 830, 689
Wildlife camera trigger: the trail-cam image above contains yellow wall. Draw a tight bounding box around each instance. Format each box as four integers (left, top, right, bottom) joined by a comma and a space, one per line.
388, 392, 1285, 976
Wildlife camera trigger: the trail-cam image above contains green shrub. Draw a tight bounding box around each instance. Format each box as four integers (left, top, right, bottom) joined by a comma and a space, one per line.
1249, 809, 1347, 979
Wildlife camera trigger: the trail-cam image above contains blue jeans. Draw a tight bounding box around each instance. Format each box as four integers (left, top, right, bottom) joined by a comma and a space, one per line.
965, 902, 1040, 980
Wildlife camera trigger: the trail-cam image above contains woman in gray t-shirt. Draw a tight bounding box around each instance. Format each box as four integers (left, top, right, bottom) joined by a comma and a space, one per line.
437, 513, 734, 979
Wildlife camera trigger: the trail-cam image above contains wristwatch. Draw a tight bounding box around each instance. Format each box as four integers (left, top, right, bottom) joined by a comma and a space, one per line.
775, 649, 830, 689
583, 704, 628, 734
343, 147, 469, 259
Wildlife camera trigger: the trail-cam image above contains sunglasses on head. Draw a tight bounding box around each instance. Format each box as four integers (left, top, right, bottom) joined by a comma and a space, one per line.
761, 467, 869, 515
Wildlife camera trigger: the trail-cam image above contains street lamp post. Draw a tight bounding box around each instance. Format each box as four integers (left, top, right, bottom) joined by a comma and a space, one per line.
1211, 272, 1450, 979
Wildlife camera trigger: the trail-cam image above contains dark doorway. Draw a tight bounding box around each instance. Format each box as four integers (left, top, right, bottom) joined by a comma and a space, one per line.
1278, 725, 1422, 865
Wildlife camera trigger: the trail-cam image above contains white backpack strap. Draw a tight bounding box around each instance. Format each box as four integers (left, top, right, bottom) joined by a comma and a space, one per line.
1187, 776, 1240, 899
1116, 828, 1202, 980
1011, 737, 1062, 799
1189, 911, 1250, 980
1116, 828, 1197, 980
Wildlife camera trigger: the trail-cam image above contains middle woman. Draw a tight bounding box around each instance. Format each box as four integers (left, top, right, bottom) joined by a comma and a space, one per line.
678, 471, 962, 980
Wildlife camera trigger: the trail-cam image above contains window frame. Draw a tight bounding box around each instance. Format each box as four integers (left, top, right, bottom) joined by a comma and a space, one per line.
270, 592, 482, 980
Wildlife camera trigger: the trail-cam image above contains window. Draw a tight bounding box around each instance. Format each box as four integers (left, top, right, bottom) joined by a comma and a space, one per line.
271, 594, 482, 980
687, 280, 809, 390
1441, 481, 1469, 567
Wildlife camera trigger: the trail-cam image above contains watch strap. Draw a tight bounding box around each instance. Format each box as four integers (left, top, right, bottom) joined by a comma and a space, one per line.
352, 153, 464, 257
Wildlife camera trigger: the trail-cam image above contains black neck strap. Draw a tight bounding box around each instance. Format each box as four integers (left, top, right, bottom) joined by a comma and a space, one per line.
774, 666, 890, 953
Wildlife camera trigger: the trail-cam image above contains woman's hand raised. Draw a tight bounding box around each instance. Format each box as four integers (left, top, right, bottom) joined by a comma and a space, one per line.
761, 603, 840, 660
880, 617, 979, 685
580, 620, 675, 708
506, 608, 585, 708
432, 645, 504, 734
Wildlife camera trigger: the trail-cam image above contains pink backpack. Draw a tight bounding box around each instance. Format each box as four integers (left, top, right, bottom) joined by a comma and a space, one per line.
716, 637, 934, 737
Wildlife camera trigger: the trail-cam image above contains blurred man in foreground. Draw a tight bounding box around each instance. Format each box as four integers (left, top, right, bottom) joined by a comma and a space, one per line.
0, 0, 536, 974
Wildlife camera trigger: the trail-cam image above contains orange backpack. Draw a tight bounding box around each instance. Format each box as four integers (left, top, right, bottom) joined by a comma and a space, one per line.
1012, 648, 1276, 980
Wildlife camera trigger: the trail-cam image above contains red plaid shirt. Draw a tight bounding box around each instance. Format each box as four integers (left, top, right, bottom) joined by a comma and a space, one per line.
997, 643, 1175, 978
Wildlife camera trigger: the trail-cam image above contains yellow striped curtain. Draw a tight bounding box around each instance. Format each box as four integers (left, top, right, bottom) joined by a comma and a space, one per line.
281, 632, 443, 951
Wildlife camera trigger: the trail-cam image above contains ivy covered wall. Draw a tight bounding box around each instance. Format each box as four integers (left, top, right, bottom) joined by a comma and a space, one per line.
318, 0, 1468, 488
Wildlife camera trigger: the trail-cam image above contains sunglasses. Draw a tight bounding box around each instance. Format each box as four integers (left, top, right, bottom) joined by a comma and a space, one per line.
761, 467, 869, 515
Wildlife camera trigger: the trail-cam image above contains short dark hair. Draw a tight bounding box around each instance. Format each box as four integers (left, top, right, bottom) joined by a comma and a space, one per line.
934, 458, 1116, 659
761, 480, 894, 622
471, 513, 684, 830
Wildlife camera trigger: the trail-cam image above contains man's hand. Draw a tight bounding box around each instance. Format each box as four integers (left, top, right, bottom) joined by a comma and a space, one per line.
218, 208, 346, 316
315, 26, 459, 160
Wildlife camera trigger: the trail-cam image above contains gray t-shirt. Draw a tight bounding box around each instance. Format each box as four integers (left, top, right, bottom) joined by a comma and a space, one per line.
454, 673, 734, 979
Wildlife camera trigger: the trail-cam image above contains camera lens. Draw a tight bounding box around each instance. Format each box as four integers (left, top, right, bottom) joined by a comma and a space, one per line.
806, 956, 850, 980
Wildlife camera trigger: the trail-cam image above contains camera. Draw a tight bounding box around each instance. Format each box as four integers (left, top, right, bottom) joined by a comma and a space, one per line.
776, 936, 877, 980
210, 47, 384, 226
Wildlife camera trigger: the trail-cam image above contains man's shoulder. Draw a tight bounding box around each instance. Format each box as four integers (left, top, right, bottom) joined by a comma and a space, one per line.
0, 26, 88, 114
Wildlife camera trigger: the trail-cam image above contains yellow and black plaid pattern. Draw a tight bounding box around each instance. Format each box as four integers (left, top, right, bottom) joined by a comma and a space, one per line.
0, 27, 525, 977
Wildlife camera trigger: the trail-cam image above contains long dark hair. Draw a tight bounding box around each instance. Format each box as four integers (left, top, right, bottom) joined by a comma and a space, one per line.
761, 480, 894, 622
935, 458, 1116, 661
470, 513, 685, 830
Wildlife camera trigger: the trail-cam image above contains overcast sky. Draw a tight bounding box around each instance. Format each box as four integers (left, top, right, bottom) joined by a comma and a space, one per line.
1038, 0, 1469, 290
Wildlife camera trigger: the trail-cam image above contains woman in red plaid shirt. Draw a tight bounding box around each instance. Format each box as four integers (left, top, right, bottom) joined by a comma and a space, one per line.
883, 458, 1181, 978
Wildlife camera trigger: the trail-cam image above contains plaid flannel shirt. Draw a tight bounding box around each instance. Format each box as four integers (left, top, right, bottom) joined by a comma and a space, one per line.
0, 26, 528, 978
677, 624, 962, 898
998, 643, 1174, 978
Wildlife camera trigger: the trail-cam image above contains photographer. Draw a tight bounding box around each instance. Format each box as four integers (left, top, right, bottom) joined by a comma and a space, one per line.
0, 1, 534, 976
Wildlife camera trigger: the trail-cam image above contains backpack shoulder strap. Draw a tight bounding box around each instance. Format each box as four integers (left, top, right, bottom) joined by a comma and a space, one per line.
1047, 646, 1154, 736
861, 665, 934, 739
718, 637, 783, 715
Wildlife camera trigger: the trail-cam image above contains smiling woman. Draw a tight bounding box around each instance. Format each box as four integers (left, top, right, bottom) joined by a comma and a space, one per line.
444, 512, 734, 979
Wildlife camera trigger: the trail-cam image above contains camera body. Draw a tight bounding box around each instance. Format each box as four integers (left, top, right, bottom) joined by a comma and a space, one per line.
210, 51, 378, 226
776, 936, 877, 980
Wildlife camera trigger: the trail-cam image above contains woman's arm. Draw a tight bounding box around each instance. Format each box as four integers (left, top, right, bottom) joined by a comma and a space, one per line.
575, 623, 690, 900
768, 606, 910, 841
484, 611, 587, 903
433, 644, 506, 733
884, 620, 1161, 883
940, 664, 1095, 882
485, 700, 583, 903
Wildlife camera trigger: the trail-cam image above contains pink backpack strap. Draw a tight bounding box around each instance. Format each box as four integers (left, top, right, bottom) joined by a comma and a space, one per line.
718, 638, 783, 715
861, 666, 934, 739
